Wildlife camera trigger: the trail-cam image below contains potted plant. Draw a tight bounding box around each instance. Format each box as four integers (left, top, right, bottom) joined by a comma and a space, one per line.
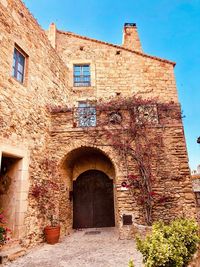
44, 215, 60, 245
30, 180, 60, 244
0, 208, 11, 247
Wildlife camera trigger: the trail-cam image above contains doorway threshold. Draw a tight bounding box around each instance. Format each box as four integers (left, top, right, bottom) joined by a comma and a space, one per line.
85, 230, 101, 235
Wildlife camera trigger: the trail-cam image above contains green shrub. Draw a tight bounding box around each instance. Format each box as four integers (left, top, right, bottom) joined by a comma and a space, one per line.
128, 259, 134, 267
136, 218, 200, 267
0, 226, 6, 244
0, 208, 11, 244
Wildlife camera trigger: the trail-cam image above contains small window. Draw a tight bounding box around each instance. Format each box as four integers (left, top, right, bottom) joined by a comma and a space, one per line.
77, 102, 96, 127
135, 104, 158, 124
74, 65, 91, 87
12, 47, 26, 83
195, 192, 200, 206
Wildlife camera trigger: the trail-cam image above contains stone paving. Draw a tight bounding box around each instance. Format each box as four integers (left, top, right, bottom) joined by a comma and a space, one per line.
5, 228, 143, 267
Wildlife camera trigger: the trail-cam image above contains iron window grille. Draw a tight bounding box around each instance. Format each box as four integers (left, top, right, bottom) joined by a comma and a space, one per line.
134, 104, 158, 124
12, 47, 26, 83
74, 65, 91, 87
77, 102, 96, 127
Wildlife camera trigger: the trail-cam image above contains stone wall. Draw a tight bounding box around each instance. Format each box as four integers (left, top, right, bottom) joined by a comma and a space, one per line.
49, 25, 178, 105
192, 177, 200, 223
48, 23, 196, 234
0, 0, 197, 247
0, 0, 70, 245
48, 103, 196, 238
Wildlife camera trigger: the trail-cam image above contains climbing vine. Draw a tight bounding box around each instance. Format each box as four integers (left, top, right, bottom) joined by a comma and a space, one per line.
47, 96, 181, 225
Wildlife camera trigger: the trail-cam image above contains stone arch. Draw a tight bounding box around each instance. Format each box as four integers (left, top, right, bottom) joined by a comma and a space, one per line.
65, 147, 115, 179
58, 144, 123, 191
57, 145, 121, 232
59, 145, 120, 180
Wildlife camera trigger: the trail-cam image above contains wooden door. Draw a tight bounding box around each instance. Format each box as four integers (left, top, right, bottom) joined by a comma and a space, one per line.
73, 170, 115, 228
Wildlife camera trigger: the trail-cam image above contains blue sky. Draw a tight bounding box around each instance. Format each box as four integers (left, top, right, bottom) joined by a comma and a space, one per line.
23, 0, 200, 170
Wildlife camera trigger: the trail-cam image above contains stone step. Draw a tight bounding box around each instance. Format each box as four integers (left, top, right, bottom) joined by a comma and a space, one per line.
0, 244, 26, 264
0, 239, 19, 251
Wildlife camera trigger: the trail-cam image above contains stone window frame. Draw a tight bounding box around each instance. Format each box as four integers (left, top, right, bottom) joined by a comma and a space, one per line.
68, 60, 95, 88
73, 64, 91, 87
12, 44, 29, 85
0, 145, 30, 239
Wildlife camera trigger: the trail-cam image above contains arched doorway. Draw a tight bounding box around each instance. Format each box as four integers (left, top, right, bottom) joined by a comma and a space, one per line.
73, 170, 115, 228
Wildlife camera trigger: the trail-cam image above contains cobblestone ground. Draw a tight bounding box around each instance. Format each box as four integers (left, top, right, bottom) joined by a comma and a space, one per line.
5, 228, 143, 267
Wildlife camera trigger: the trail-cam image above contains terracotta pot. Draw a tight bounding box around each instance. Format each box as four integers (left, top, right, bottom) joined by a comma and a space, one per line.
44, 225, 60, 244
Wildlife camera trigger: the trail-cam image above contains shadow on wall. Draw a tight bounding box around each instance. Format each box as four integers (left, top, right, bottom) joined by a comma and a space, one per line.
0, 154, 22, 237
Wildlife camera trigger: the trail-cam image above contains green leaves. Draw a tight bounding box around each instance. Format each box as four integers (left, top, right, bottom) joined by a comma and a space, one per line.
128, 259, 135, 267
0, 226, 6, 244
136, 218, 200, 267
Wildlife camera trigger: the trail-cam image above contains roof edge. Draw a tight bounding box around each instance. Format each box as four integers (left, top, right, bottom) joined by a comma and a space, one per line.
57, 29, 176, 66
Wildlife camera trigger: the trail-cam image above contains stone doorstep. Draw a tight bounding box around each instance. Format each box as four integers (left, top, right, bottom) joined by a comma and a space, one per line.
0, 244, 26, 265
0, 239, 19, 251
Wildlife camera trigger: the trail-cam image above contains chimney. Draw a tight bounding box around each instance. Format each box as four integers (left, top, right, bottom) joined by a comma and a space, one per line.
122, 23, 142, 52
47, 23, 57, 49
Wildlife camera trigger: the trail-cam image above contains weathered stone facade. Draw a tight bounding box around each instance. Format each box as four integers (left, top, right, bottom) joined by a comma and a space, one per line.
0, 0, 69, 244
0, 0, 197, 248
192, 175, 200, 223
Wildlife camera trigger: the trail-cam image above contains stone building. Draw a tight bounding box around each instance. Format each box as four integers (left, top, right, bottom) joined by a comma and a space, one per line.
192, 171, 200, 222
0, 0, 196, 249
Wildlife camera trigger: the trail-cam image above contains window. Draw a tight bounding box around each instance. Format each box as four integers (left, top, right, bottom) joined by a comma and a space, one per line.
78, 102, 96, 127
12, 47, 26, 83
135, 104, 158, 124
74, 65, 91, 87
195, 192, 200, 206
